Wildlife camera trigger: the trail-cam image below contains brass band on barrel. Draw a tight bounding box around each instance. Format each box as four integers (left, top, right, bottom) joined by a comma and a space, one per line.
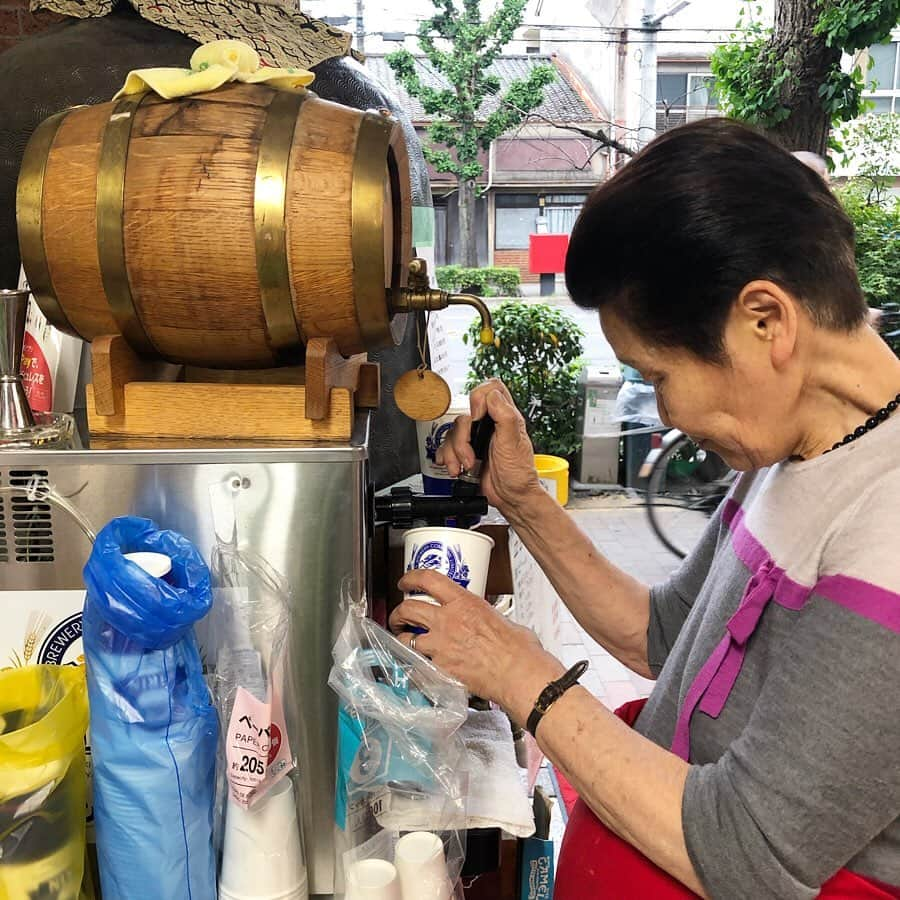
15, 110, 82, 339
351, 112, 395, 350
255, 90, 308, 359
97, 92, 158, 358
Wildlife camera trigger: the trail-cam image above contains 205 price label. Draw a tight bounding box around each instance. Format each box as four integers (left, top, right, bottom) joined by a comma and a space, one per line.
226, 686, 291, 807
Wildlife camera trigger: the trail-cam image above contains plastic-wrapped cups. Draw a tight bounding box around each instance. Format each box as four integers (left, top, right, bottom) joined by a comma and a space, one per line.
219, 778, 307, 900
394, 832, 454, 900
344, 859, 401, 900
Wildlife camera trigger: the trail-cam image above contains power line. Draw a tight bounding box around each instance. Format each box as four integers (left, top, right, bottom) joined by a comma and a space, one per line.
365, 33, 741, 45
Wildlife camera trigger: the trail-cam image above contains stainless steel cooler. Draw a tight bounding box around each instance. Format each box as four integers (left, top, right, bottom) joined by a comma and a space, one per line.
0, 416, 372, 895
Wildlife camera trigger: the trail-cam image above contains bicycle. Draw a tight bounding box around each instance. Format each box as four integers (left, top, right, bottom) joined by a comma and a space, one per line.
641, 430, 737, 559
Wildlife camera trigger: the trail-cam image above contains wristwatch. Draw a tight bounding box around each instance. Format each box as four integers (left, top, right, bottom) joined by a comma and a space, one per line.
526, 660, 589, 739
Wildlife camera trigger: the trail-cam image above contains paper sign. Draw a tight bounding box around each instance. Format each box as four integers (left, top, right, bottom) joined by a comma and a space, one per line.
508, 531, 562, 659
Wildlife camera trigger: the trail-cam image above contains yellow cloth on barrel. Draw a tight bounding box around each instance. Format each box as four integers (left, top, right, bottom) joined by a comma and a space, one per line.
113, 39, 314, 100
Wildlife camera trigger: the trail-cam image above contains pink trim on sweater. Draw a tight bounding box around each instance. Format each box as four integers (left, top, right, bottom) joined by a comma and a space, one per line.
671, 498, 899, 760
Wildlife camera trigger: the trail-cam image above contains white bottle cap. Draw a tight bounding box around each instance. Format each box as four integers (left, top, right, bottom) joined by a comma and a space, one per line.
123, 551, 173, 580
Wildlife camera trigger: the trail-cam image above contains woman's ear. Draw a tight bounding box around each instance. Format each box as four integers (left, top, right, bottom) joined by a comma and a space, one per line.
733, 280, 799, 369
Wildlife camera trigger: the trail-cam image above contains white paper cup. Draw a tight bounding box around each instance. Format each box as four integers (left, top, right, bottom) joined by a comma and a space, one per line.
403, 526, 495, 603
344, 859, 401, 900
394, 832, 453, 900
416, 402, 468, 496
123, 551, 172, 580
219, 778, 307, 900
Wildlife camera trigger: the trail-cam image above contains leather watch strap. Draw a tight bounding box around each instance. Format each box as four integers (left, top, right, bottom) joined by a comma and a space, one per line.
526, 659, 589, 739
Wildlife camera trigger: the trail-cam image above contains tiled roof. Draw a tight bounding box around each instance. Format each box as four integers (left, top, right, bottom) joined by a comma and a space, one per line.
365, 54, 598, 124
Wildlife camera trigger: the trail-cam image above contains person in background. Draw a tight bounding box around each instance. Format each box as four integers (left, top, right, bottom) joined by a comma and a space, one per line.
391, 119, 900, 899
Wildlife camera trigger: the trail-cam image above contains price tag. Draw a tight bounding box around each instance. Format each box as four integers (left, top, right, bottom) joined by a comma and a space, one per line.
226, 685, 293, 808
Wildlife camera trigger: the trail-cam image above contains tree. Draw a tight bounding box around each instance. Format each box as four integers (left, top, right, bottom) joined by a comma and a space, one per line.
387, 0, 555, 267
711, 0, 900, 154
841, 112, 900, 202
836, 183, 900, 326
464, 302, 585, 457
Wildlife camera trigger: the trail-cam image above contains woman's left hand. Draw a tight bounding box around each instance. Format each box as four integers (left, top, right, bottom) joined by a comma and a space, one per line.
391, 568, 566, 720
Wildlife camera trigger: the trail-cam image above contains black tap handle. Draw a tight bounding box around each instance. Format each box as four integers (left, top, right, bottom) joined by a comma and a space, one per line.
469, 415, 496, 463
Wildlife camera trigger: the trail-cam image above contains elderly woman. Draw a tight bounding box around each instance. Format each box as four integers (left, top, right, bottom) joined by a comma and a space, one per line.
391, 119, 900, 900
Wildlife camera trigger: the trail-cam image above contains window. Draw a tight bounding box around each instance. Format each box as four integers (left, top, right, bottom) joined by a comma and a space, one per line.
545, 194, 587, 235
864, 41, 900, 114
495, 194, 540, 250
657, 73, 689, 106
687, 74, 718, 109
657, 67, 718, 132
656, 72, 718, 109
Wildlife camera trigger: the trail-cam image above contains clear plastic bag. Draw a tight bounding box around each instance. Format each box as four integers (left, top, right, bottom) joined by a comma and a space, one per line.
0, 665, 89, 900
82, 516, 217, 900
613, 380, 663, 426
329, 605, 468, 900
207, 543, 308, 900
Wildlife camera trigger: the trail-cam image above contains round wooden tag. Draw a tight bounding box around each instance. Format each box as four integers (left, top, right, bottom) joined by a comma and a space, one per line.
394, 368, 452, 421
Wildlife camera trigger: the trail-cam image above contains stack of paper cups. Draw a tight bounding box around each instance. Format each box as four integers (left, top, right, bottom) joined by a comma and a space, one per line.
344, 859, 402, 900
416, 400, 468, 495
394, 832, 454, 900
219, 777, 308, 900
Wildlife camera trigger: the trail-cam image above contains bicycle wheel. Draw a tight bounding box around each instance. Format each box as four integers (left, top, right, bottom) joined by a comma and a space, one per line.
645, 434, 735, 559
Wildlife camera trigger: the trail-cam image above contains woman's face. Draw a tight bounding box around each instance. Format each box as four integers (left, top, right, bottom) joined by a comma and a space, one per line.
600, 304, 802, 471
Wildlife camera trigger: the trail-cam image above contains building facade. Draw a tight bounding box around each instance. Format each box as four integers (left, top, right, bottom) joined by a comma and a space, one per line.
366, 53, 610, 278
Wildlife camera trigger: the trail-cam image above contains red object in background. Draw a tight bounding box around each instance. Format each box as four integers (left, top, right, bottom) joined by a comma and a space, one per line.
529, 233, 569, 275
20, 331, 52, 413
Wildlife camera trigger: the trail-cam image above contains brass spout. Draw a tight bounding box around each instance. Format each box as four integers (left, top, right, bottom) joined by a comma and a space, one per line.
393, 258, 495, 344
446, 293, 494, 345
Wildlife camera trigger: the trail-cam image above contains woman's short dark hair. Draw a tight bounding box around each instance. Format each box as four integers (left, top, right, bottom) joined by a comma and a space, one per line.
565, 118, 868, 360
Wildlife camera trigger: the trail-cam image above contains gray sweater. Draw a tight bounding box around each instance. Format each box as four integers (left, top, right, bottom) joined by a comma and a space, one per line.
637, 413, 900, 899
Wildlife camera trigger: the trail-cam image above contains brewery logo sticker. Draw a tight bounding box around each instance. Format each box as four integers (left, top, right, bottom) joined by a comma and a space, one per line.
38, 613, 84, 667
409, 541, 471, 589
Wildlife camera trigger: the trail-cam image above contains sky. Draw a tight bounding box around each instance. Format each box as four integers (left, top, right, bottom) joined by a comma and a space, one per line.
298, 0, 769, 39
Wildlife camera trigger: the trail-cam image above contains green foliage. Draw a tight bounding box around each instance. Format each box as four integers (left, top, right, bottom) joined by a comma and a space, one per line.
463, 302, 585, 457
386, 0, 555, 182
711, 0, 900, 134
815, 0, 900, 51
836, 183, 900, 336
710, 13, 793, 128
436, 265, 521, 296
841, 113, 900, 201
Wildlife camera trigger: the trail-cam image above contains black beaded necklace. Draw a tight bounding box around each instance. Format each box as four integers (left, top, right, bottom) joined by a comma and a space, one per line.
824, 391, 900, 454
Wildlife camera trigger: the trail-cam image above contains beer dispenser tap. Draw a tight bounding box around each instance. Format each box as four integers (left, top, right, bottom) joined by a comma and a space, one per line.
374, 415, 495, 529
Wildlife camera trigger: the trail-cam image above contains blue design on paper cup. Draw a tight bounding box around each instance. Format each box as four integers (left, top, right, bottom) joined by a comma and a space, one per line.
407, 541, 471, 590
425, 421, 454, 463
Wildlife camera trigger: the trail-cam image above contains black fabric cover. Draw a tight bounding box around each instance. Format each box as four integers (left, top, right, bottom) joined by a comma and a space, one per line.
0, 8, 428, 487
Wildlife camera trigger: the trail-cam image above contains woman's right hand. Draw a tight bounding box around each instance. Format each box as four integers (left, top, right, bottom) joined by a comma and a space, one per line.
437, 379, 543, 516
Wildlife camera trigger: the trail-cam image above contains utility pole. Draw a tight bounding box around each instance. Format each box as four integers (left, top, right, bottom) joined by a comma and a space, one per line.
637, 0, 692, 148
356, 0, 365, 54
638, 0, 658, 147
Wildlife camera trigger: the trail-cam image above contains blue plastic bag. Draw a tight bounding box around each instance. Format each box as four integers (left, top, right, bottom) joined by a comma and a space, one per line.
83, 516, 217, 900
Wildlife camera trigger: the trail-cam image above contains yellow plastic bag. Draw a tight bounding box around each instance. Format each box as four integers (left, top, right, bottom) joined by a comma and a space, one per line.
0, 665, 89, 900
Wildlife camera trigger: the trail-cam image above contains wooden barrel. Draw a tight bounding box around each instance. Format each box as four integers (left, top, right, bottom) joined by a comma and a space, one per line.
16, 83, 412, 368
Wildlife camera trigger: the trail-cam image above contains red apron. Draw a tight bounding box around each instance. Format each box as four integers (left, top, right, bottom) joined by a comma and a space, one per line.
554, 699, 900, 900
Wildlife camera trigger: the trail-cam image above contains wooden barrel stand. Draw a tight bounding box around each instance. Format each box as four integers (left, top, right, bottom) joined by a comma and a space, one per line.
86, 335, 381, 442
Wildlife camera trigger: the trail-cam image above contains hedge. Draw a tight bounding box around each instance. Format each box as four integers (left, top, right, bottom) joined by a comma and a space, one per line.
435, 266, 521, 297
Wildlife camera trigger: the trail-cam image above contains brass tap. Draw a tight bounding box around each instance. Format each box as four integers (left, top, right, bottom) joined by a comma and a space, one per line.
394, 258, 494, 345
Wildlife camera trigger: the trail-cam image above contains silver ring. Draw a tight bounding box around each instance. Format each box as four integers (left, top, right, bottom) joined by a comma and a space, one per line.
410, 633, 418, 653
